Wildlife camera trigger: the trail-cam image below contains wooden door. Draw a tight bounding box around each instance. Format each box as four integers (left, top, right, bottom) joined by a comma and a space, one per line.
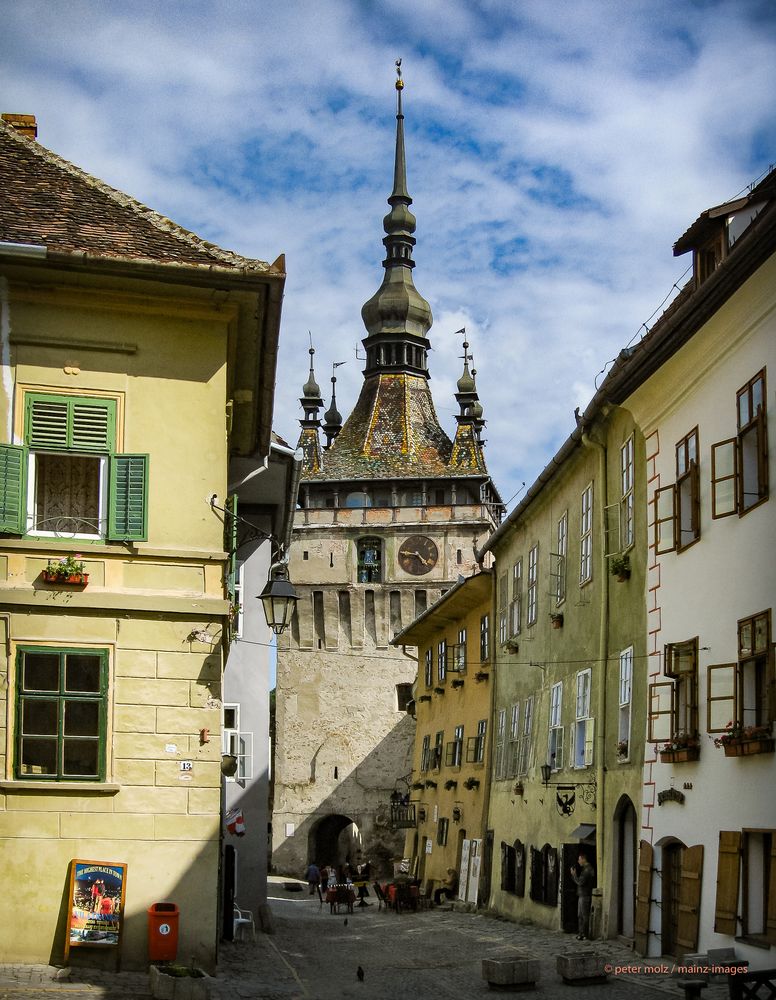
634, 840, 653, 956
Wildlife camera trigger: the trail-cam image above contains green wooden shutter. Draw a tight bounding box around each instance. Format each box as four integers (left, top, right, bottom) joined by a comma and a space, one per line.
26, 394, 115, 452
0, 444, 27, 534
225, 494, 238, 604
108, 454, 148, 541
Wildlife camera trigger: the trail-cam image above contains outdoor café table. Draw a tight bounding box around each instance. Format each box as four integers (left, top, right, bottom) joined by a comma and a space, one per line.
326, 885, 356, 911
386, 883, 419, 906
352, 880, 370, 907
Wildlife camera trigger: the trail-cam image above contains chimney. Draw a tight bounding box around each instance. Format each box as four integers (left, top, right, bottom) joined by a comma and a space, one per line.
1, 114, 38, 140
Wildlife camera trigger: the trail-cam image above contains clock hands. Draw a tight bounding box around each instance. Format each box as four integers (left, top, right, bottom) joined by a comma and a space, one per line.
400, 549, 430, 566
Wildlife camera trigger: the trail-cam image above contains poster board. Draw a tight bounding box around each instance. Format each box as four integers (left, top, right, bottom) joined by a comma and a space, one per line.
64, 859, 127, 963
458, 839, 471, 900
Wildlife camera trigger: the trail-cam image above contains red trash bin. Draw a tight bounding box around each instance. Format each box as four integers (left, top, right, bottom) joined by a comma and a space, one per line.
147, 902, 179, 962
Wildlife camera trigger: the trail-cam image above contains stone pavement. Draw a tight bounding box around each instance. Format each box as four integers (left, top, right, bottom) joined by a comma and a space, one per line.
0, 877, 734, 999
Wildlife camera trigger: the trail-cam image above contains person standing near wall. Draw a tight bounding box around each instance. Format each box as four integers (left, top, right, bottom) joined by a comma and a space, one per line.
569, 852, 595, 940
305, 862, 321, 895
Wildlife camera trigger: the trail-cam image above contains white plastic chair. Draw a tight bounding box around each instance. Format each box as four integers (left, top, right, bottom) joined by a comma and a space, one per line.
233, 904, 256, 942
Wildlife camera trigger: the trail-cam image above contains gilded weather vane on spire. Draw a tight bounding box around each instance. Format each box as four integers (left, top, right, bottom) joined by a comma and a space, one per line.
396, 58, 403, 90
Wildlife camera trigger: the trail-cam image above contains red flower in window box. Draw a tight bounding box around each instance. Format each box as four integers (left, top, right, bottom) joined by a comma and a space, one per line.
43, 555, 88, 586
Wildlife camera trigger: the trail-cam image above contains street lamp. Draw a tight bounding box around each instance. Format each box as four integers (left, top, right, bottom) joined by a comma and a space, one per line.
258, 561, 299, 635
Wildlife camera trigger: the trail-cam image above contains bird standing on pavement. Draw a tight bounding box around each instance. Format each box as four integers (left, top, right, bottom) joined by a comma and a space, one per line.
357, 966, 365, 982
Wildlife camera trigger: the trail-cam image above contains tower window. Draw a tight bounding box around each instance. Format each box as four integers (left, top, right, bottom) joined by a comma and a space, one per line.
357, 537, 382, 583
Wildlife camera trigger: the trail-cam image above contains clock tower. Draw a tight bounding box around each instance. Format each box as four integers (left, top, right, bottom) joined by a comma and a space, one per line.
272, 65, 503, 876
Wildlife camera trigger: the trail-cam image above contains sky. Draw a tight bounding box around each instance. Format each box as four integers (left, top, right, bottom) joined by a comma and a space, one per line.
2, 0, 775, 508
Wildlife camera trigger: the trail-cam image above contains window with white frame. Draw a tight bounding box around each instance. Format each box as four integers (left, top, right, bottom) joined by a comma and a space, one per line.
510, 559, 522, 636
507, 703, 520, 776
432, 730, 444, 769
0, 392, 148, 541
222, 703, 253, 782
552, 512, 567, 605
425, 648, 433, 687
518, 696, 533, 776
527, 544, 538, 626
498, 573, 509, 645
621, 435, 635, 549
618, 648, 633, 760
437, 639, 447, 683
420, 733, 431, 772
480, 615, 490, 661
548, 682, 563, 770
466, 719, 487, 763
574, 669, 594, 768
494, 708, 506, 779
233, 561, 245, 638
447, 628, 467, 673
579, 484, 593, 584
648, 638, 698, 745
446, 724, 464, 767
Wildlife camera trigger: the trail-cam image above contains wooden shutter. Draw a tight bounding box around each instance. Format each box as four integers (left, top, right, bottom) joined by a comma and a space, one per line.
766, 835, 776, 946
545, 846, 559, 907
529, 846, 542, 901
225, 493, 238, 604
676, 844, 703, 951
714, 831, 740, 935
0, 444, 27, 534
500, 842, 509, 891
108, 454, 149, 541
515, 840, 526, 898
26, 394, 114, 452
634, 840, 653, 956
584, 718, 595, 766
711, 438, 738, 518
654, 485, 677, 554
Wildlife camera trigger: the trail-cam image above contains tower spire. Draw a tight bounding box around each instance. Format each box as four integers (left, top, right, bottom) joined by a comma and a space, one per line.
360, 60, 433, 377
323, 362, 345, 448
296, 336, 324, 473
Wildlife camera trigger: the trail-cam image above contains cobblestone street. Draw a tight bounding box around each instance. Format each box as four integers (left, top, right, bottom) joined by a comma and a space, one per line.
0, 877, 734, 1000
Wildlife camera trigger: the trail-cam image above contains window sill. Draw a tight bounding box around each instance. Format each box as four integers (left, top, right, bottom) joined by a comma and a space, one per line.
735, 934, 772, 951
0, 780, 120, 794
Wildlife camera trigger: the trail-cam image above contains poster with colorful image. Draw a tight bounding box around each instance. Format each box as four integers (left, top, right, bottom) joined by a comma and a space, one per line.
67, 860, 127, 951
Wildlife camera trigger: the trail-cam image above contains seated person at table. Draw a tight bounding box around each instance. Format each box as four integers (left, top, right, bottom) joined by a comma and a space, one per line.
433, 868, 458, 905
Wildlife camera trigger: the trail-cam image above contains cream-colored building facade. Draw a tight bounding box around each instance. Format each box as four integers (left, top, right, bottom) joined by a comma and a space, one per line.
0, 115, 284, 969
393, 571, 494, 903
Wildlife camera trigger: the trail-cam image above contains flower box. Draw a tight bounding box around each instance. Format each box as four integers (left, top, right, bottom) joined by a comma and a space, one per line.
723, 738, 774, 758
659, 746, 700, 764
149, 965, 213, 1000
42, 571, 89, 586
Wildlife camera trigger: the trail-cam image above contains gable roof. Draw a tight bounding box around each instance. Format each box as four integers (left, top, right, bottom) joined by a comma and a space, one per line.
0, 118, 270, 271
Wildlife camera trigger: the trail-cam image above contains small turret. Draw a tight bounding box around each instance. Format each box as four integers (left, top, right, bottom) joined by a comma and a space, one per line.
296, 341, 323, 473
323, 364, 344, 448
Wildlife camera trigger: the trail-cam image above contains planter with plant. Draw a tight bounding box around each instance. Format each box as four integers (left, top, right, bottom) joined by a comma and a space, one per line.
659, 732, 700, 763
610, 555, 631, 581
150, 964, 213, 1000
451, 678, 465, 689
712, 722, 774, 757
550, 612, 564, 629
474, 670, 489, 682
42, 555, 88, 586
616, 740, 629, 761
444, 779, 457, 790
463, 777, 480, 790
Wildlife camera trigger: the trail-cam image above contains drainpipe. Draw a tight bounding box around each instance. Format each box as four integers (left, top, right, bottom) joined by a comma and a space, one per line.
581, 425, 609, 935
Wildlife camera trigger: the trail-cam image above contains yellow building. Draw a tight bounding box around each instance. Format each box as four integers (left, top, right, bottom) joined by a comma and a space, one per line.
0, 115, 284, 969
392, 571, 493, 904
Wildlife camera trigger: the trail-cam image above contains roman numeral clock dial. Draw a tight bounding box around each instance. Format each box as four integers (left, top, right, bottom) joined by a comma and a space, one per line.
398, 535, 438, 575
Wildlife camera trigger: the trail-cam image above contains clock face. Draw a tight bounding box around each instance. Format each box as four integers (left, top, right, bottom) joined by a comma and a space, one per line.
398, 535, 438, 575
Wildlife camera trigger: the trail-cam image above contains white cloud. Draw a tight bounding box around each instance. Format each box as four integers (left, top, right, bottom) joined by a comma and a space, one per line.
1, 0, 774, 504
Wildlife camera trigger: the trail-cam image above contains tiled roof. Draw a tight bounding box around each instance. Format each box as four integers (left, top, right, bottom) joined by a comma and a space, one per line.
305, 373, 457, 481
0, 119, 270, 271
